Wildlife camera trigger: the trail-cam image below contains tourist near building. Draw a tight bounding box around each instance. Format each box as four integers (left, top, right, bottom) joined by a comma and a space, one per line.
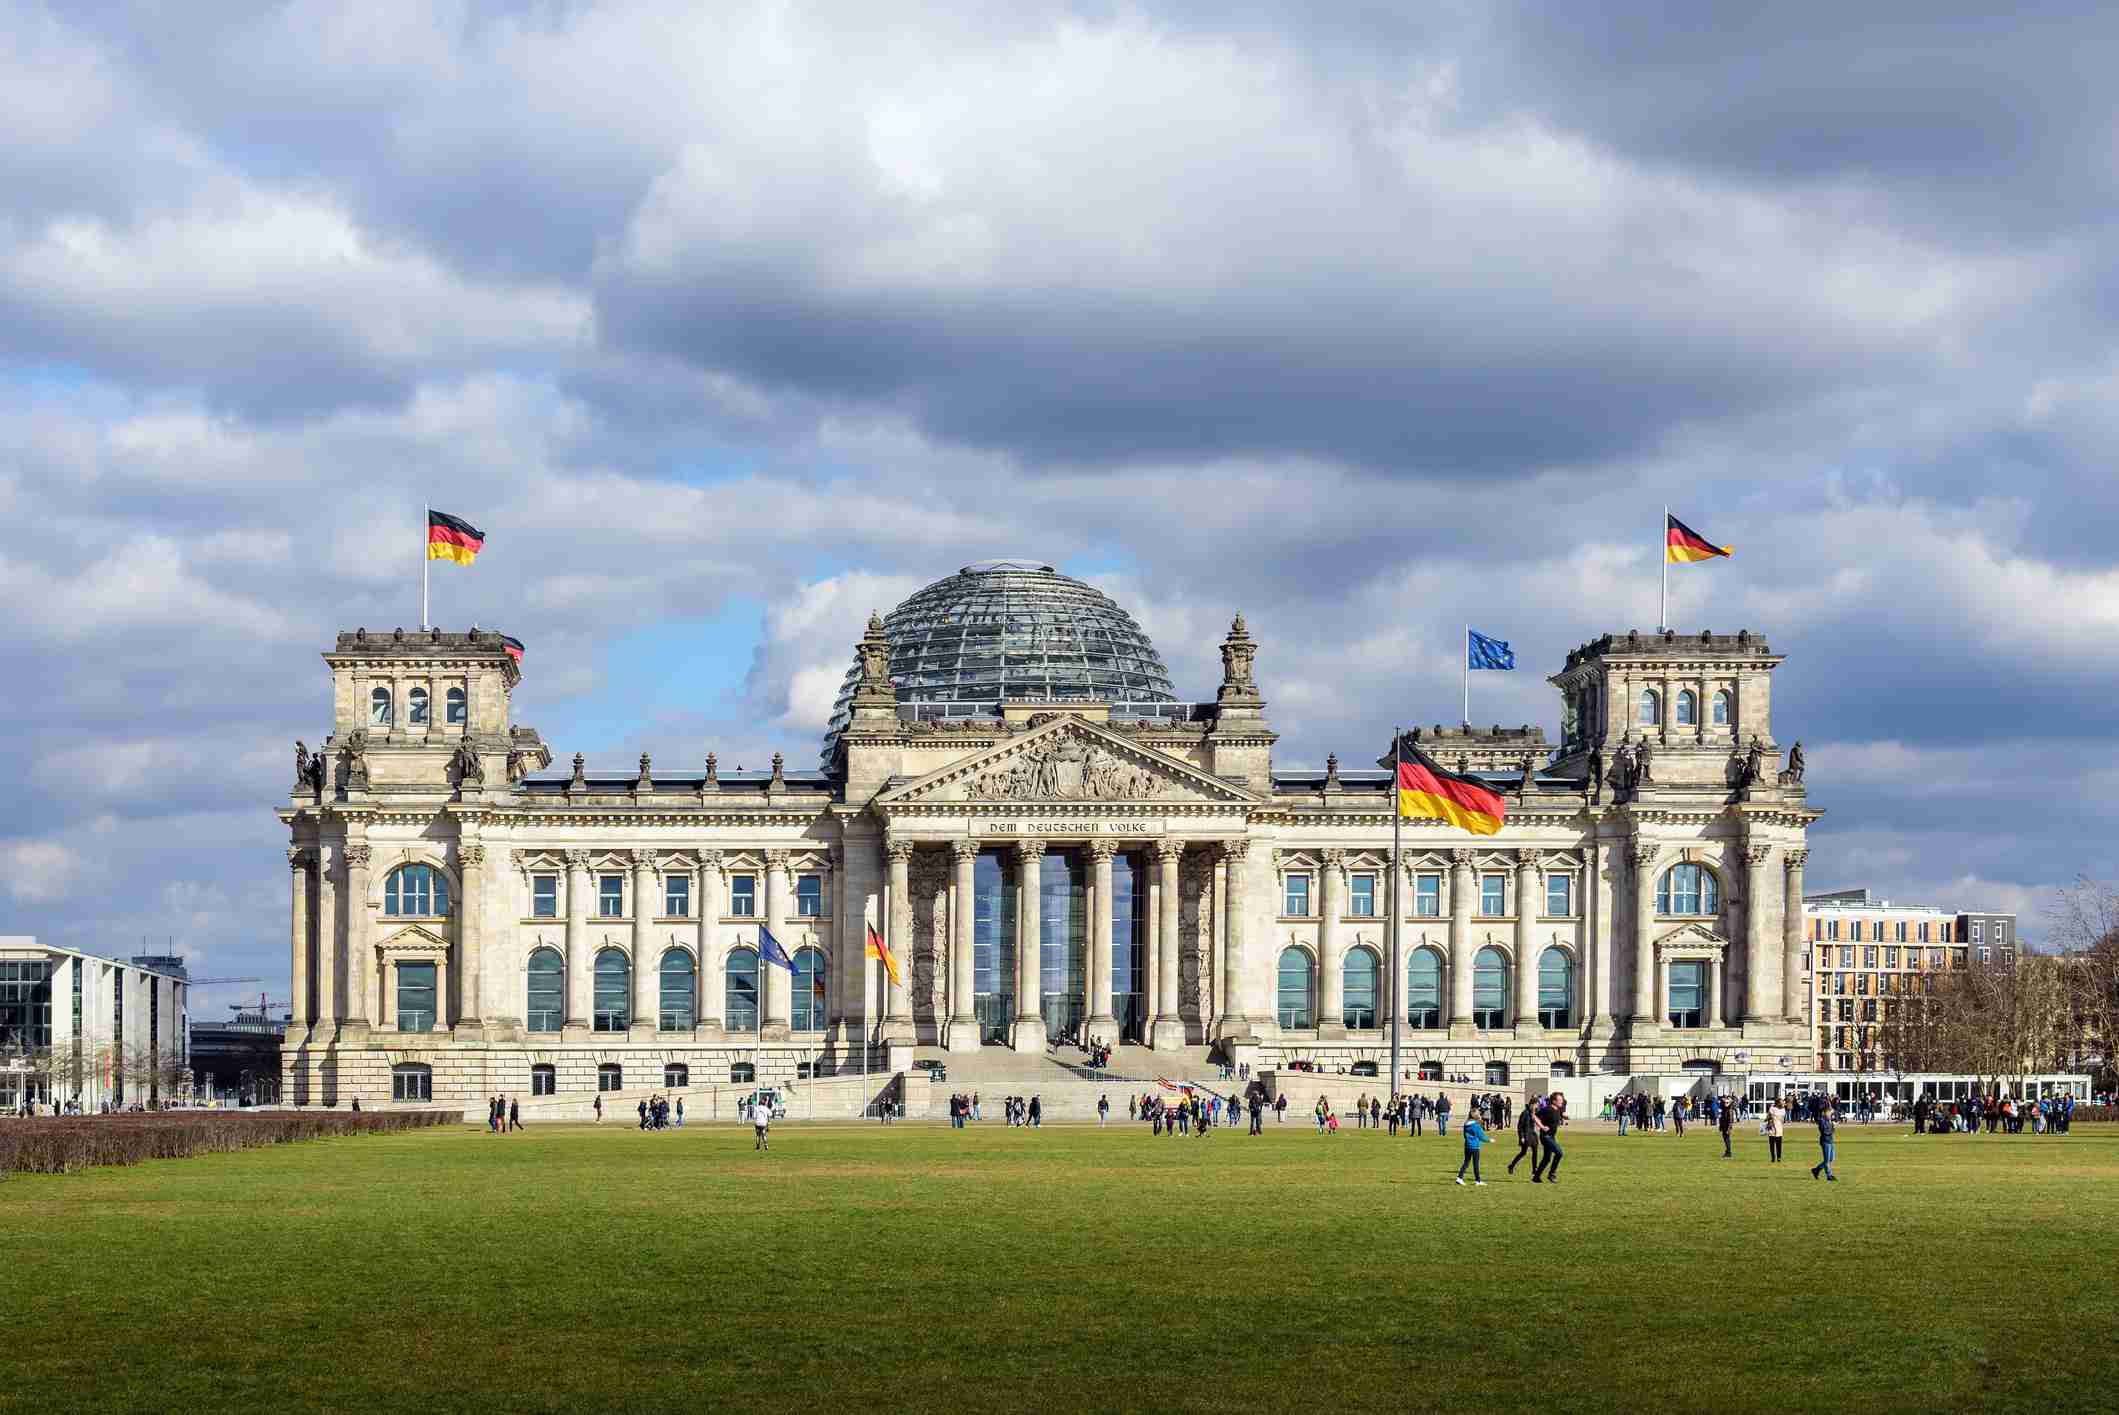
277, 560, 1821, 1108
0, 937, 191, 1112
1801, 888, 2020, 1071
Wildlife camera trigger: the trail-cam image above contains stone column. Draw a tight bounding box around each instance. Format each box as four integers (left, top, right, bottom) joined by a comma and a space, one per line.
1742, 843, 1773, 1024
1447, 849, 1474, 1030
435, 953, 451, 1031
1143, 855, 1160, 1034
1318, 848, 1347, 1038
1782, 849, 1809, 1025
1151, 840, 1186, 1051
1012, 840, 1047, 1053
287, 848, 312, 1041
1631, 842, 1660, 1026
884, 839, 917, 1043
342, 841, 372, 1032
1216, 841, 1248, 1040
381, 958, 398, 1029
563, 849, 592, 1038
1514, 849, 1541, 1030
456, 841, 485, 1034
630, 850, 658, 1037
1708, 950, 1725, 1028
948, 841, 981, 1053
1590, 834, 1616, 1028
699, 850, 725, 1034
1659, 673, 1675, 744
1087, 841, 1119, 1044
314, 843, 338, 1038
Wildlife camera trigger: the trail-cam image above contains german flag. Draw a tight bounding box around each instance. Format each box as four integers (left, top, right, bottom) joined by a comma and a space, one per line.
427, 509, 486, 565
866, 922, 902, 988
1397, 743, 1506, 835
1666, 512, 1732, 564
500, 635, 525, 665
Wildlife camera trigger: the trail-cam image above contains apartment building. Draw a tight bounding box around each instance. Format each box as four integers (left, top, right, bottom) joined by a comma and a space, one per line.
1801, 888, 2017, 1071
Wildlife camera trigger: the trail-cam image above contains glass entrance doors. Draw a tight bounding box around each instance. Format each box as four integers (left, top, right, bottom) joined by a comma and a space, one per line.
973, 851, 1015, 1044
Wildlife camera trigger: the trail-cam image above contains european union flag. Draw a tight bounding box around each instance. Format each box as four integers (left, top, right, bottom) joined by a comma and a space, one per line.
1467, 629, 1516, 671
758, 925, 795, 972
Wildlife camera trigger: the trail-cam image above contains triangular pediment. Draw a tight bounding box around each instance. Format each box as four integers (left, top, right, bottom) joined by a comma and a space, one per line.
1655, 922, 1728, 954
876, 714, 1260, 808
376, 923, 451, 955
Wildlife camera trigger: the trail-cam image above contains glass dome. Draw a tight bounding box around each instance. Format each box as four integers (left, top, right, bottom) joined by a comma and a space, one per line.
821, 560, 1178, 763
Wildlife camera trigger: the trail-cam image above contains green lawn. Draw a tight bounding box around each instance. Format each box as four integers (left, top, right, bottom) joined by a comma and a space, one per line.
6, 1119, 2116, 1414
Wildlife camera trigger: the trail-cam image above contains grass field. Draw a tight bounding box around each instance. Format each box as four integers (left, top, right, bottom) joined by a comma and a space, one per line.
7, 1118, 2116, 1415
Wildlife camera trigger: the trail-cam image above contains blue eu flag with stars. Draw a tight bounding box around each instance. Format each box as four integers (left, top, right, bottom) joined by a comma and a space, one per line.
758, 925, 796, 972
1467, 629, 1515, 670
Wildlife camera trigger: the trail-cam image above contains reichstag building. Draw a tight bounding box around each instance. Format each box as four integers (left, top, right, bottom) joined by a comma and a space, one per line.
278, 560, 1818, 1106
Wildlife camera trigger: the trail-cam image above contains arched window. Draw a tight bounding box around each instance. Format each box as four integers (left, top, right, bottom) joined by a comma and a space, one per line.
1669, 962, 1707, 1027
391, 1062, 430, 1102
1538, 947, 1574, 1029
529, 1063, 555, 1096
383, 864, 451, 917
1472, 947, 1508, 1028
658, 949, 695, 1032
446, 686, 467, 725
792, 947, 826, 1032
725, 948, 759, 1033
1711, 689, 1731, 726
370, 686, 393, 725
1276, 947, 1315, 1029
1656, 863, 1720, 916
593, 948, 629, 1032
1342, 949, 1378, 1030
1638, 689, 1660, 726
1676, 690, 1697, 726
1406, 947, 1443, 1028
396, 960, 437, 1032
664, 1063, 689, 1089
525, 948, 563, 1032
408, 686, 429, 725
597, 1063, 623, 1091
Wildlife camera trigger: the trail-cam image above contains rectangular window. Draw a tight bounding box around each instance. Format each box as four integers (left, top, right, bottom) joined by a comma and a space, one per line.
1971, 920, 1984, 942
1829, 920, 1840, 941
1479, 874, 1506, 916
1834, 974, 1846, 995
1885, 947, 1899, 968
397, 961, 438, 1033
392, 1067, 431, 1102
1348, 873, 1375, 918
1918, 921, 1929, 942
796, 874, 823, 917
1839, 999, 1854, 1023
1896, 920, 1908, 942
1856, 974, 1869, 996
530, 1067, 555, 1097
1995, 921, 2008, 943
1929, 947, 1944, 969
531, 874, 558, 918
1863, 946, 1877, 968
729, 875, 756, 917
1952, 948, 1967, 968
1839, 946, 1853, 968
1976, 946, 1990, 964
664, 874, 690, 918
1546, 874, 1573, 917
598, 874, 624, 917
1283, 874, 1310, 917
1415, 874, 1441, 917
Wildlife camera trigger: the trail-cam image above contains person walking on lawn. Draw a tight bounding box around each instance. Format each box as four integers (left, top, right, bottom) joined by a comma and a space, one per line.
1456, 1114, 1490, 1186
1718, 1094, 1736, 1157
1765, 1098, 1785, 1163
1506, 1096, 1541, 1176
1811, 1097, 1839, 1181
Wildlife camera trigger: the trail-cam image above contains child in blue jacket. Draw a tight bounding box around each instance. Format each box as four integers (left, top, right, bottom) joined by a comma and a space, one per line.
1456, 1116, 1489, 1186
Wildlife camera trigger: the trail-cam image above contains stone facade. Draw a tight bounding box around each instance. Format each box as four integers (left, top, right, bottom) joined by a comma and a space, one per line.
280, 608, 1819, 1107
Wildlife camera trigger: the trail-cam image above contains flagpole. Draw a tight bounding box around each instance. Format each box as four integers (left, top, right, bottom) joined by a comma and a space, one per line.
1389, 725, 1403, 1099
1462, 625, 1469, 727
421, 503, 429, 631
1659, 504, 1668, 632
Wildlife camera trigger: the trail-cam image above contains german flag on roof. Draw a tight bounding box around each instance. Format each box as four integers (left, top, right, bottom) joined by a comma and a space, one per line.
1665, 512, 1732, 564
427, 509, 486, 566
1397, 743, 1506, 835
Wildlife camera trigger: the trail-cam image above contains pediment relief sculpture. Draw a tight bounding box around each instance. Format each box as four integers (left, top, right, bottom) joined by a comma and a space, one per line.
973, 735, 1172, 802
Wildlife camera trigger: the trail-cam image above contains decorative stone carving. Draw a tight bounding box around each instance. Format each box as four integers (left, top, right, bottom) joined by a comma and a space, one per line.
1779, 741, 1805, 786
563, 848, 593, 869
1323, 754, 1341, 791
1216, 612, 1261, 706
1783, 848, 1809, 870
294, 740, 312, 789
885, 837, 917, 863
1221, 838, 1248, 864
340, 731, 369, 790
506, 748, 532, 782
764, 849, 791, 871
343, 843, 372, 868
287, 846, 311, 871
1449, 848, 1474, 870
1014, 838, 1048, 861
1743, 843, 1773, 867
1586, 745, 1604, 805
634, 753, 653, 791
858, 612, 892, 688
459, 843, 487, 868
1516, 848, 1545, 870
951, 839, 981, 862
1629, 841, 1660, 869
698, 848, 723, 870
971, 735, 1170, 801
453, 735, 484, 788
568, 753, 588, 790
768, 752, 786, 791
1321, 847, 1346, 881
703, 753, 719, 791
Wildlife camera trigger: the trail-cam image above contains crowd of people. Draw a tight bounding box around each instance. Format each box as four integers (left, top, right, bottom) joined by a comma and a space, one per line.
1911, 1093, 2076, 1134
485, 1095, 522, 1132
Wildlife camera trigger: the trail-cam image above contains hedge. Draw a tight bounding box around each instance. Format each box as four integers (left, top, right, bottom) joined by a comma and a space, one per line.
1, 1110, 455, 1175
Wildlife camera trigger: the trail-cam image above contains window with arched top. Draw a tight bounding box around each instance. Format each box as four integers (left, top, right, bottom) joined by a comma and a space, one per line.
1676, 690, 1697, 726
725, 948, 759, 1033
1342, 949, 1379, 1030
1711, 689, 1731, 726
1656, 863, 1720, 916
446, 686, 467, 725
658, 949, 695, 1032
1472, 947, 1508, 1028
383, 864, 451, 917
1406, 947, 1443, 1028
1538, 947, 1574, 1029
792, 947, 826, 1032
1276, 947, 1315, 1029
408, 686, 429, 725
593, 949, 629, 1032
370, 686, 393, 726
526, 948, 563, 1032
530, 1063, 555, 1096
1638, 689, 1660, 725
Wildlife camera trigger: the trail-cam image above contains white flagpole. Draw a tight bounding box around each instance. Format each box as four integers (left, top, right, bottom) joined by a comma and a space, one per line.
1462, 625, 1469, 727
1659, 505, 1669, 631
421, 503, 429, 630
1389, 726, 1403, 1097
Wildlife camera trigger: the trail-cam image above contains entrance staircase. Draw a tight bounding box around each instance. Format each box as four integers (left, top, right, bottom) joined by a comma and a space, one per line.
912, 1042, 1244, 1122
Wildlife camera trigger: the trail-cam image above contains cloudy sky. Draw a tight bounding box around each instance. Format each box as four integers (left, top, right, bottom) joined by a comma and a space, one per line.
6, 1, 2116, 1016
